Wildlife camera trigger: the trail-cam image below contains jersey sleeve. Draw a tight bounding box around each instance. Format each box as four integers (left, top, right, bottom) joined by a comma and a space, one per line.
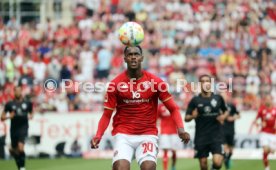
232, 105, 239, 115
256, 107, 262, 119
4, 102, 11, 112
156, 78, 172, 102
219, 95, 227, 112
103, 82, 117, 110
186, 97, 196, 115
28, 101, 33, 113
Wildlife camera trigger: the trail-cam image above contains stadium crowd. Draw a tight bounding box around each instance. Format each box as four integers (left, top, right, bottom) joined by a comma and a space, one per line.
0, 0, 276, 112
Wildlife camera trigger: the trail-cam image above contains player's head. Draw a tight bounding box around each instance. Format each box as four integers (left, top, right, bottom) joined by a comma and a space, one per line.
264, 95, 273, 107
14, 86, 22, 99
124, 46, 143, 70
199, 74, 212, 93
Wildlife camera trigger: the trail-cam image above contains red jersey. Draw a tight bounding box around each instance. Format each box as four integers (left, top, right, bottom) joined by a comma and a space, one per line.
158, 104, 177, 134
104, 70, 172, 136
256, 106, 276, 134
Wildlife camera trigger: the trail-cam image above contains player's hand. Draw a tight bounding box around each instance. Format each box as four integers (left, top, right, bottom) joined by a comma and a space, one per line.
28, 114, 34, 120
192, 109, 198, 119
177, 128, 190, 144
10, 112, 15, 119
261, 121, 266, 128
90, 137, 100, 149
216, 114, 226, 124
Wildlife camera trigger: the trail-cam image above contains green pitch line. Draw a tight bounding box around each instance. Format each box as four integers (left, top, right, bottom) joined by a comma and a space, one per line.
0, 158, 275, 170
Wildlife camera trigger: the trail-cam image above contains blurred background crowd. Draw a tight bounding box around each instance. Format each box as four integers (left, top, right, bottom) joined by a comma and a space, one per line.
0, 0, 276, 113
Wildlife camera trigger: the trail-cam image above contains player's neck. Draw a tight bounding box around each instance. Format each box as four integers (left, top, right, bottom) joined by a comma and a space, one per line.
126, 68, 143, 80
200, 92, 212, 98
14, 97, 23, 102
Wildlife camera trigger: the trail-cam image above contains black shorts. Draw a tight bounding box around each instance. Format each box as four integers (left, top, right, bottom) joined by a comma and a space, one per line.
10, 129, 28, 148
224, 133, 235, 146
194, 142, 224, 158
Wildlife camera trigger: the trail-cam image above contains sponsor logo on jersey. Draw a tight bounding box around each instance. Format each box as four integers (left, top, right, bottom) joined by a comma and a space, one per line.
198, 104, 203, 107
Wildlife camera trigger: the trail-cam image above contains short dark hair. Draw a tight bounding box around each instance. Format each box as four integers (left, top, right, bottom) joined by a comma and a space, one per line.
124, 46, 143, 56
199, 74, 212, 82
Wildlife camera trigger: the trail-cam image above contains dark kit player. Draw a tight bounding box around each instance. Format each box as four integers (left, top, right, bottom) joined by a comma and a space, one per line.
185, 75, 228, 170
1, 86, 34, 170
221, 93, 240, 170
91, 46, 190, 170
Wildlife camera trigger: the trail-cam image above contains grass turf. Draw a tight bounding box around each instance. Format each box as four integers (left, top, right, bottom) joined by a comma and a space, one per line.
0, 158, 275, 170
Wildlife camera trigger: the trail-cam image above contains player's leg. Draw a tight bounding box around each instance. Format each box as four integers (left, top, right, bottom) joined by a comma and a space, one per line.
163, 149, 168, 170
136, 136, 158, 170
112, 134, 134, 170
198, 157, 208, 170
113, 160, 131, 170
263, 146, 270, 170
195, 144, 209, 170
224, 134, 234, 169
171, 150, 176, 170
159, 135, 170, 170
211, 143, 224, 170
171, 134, 182, 170
10, 134, 21, 170
260, 133, 271, 170
212, 154, 224, 170
17, 141, 26, 170
140, 161, 156, 170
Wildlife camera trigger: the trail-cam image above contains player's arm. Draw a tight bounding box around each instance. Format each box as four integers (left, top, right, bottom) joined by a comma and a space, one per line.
157, 79, 190, 144
226, 105, 240, 122
184, 98, 197, 122
28, 101, 34, 120
216, 95, 229, 124
1, 102, 14, 121
91, 108, 114, 149
162, 98, 190, 144
249, 108, 262, 134
91, 82, 117, 149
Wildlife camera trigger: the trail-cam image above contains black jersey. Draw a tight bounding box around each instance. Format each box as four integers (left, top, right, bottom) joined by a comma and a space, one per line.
4, 99, 33, 131
186, 93, 227, 145
223, 103, 239, 135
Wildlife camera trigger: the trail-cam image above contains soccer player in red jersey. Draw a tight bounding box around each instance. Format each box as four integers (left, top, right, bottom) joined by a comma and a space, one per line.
90, 46, 190, 170
252, 95, 276, 170
158, 104, 182, 170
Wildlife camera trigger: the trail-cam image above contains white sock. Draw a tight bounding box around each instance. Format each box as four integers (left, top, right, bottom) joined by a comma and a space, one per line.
19, 168, 26, 170
265, 166, 270, 170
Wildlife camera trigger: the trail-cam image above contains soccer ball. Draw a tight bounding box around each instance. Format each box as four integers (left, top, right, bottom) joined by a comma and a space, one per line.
118, 22, 144, 46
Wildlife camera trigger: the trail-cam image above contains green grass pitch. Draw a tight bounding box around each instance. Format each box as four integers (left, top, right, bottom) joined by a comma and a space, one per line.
0, 158, 275, 170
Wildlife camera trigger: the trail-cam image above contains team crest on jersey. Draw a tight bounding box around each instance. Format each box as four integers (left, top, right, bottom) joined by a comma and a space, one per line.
22, 103, 27, 109
142, 81, 151, 90
12, 105, 16, 110
211, 99, 217, 107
